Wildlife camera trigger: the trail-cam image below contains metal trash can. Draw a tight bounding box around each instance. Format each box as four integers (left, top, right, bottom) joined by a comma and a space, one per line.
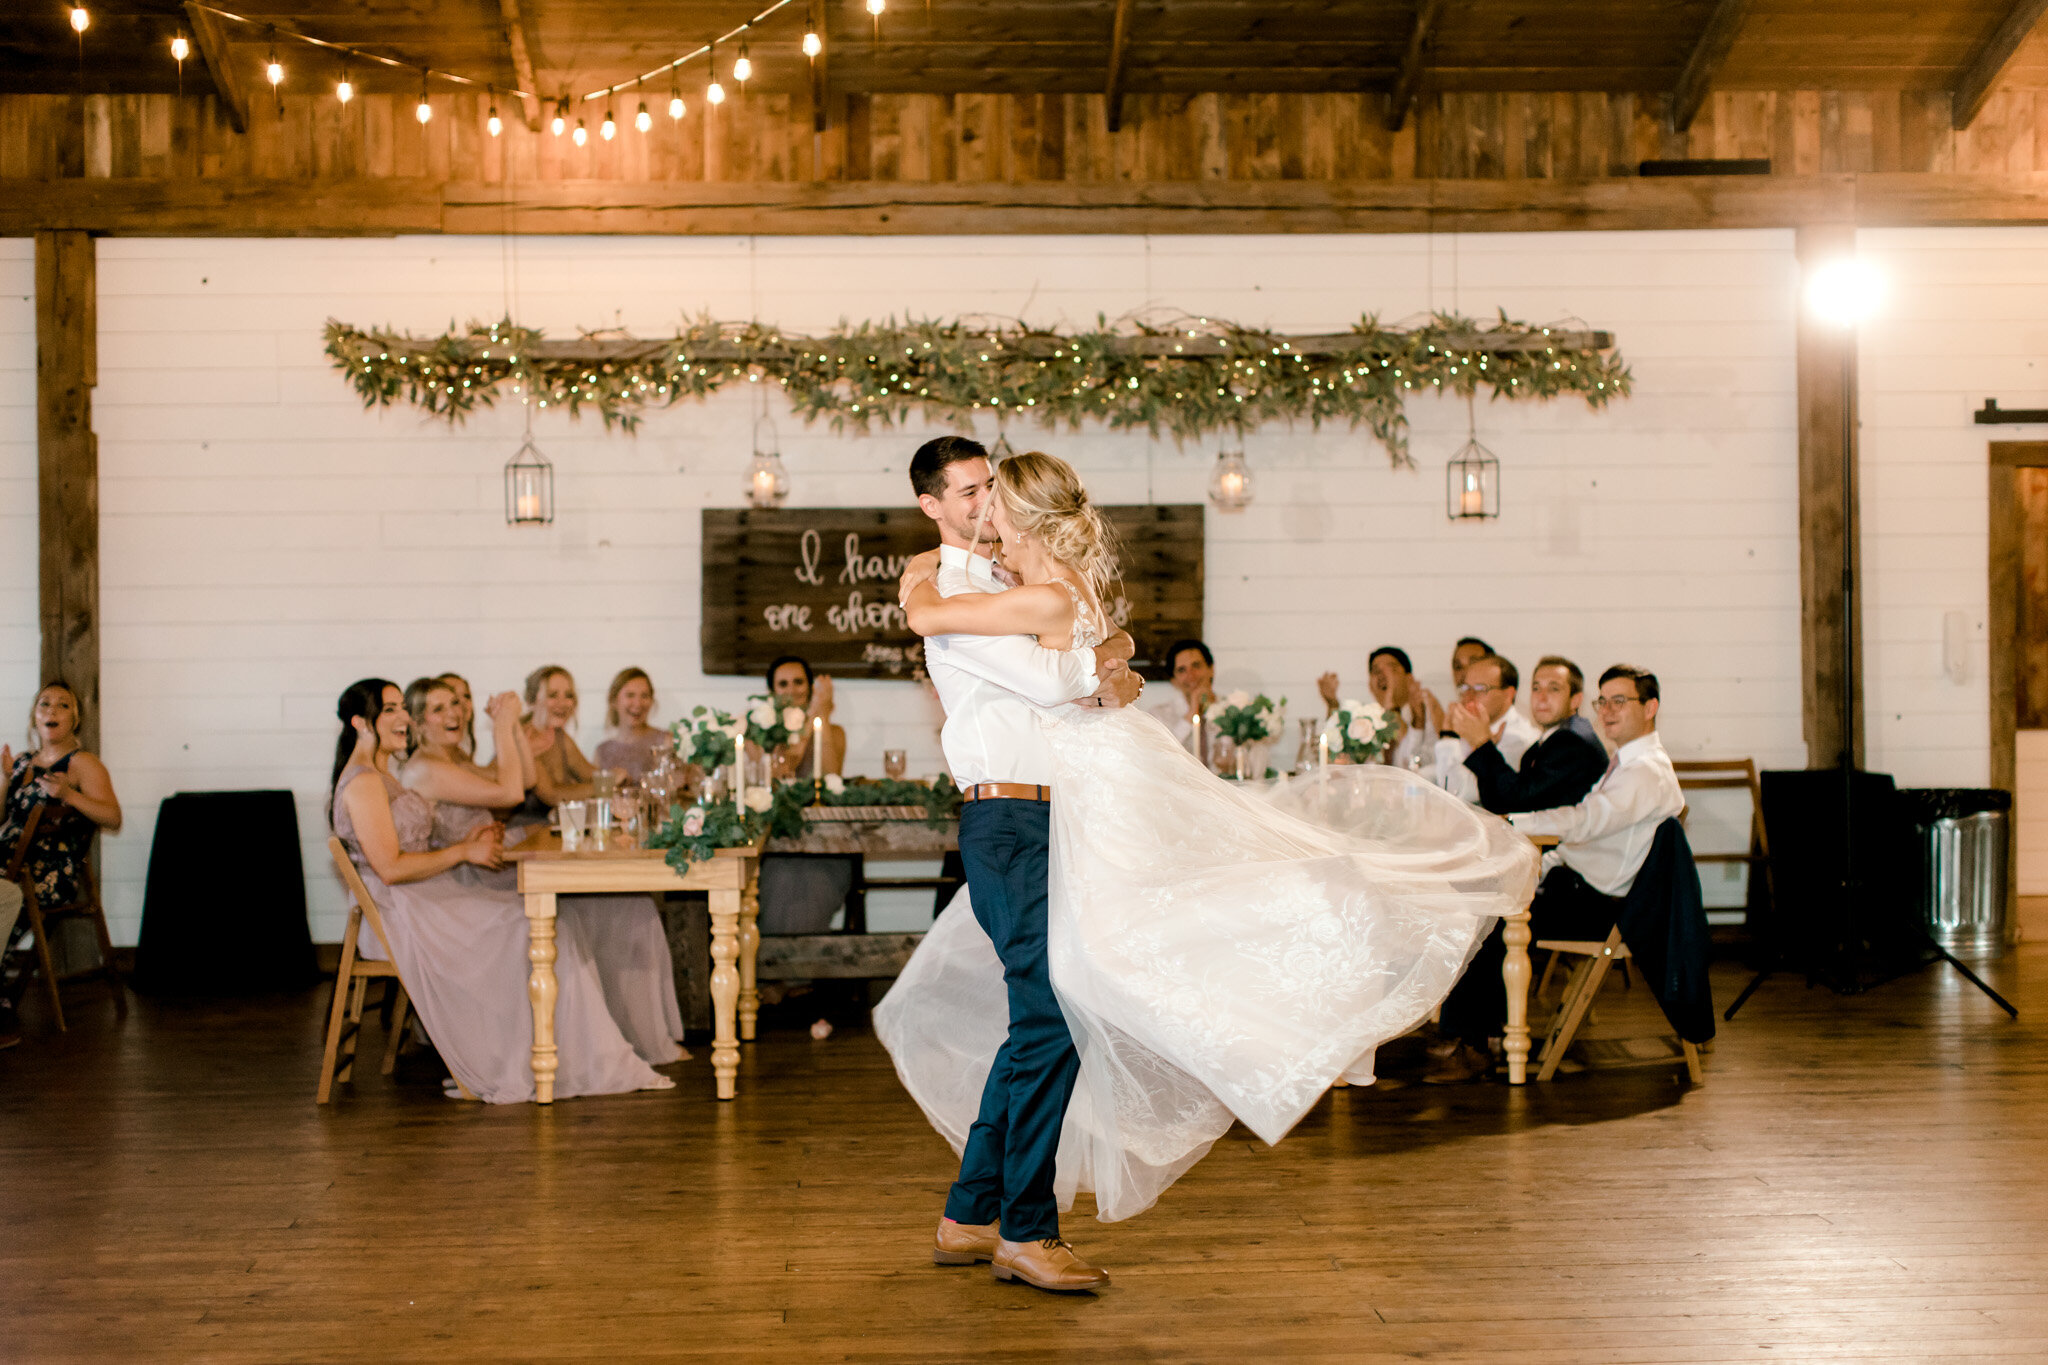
1896, 788, 2013, 953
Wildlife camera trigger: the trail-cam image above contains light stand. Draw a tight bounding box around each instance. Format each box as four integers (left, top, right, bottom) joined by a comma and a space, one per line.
1726, 259, 2015, 1021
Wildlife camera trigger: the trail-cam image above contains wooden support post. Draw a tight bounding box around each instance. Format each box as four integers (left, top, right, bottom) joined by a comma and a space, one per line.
34, 229, 99, 754
1105, 0, 1134, 134
182, 2, 250, 135
496, 0, 545, 133
1795, 222, 1862, 770
1671, 0, 1749, 133
1385, 0, 1445, 133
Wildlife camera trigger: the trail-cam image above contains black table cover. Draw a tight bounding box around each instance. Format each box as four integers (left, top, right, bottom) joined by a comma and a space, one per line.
132, 790, 320, 995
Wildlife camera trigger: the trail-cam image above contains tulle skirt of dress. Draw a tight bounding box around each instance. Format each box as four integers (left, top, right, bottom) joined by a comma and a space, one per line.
873, 705, 1539, 1222
359, 867, 678, 1103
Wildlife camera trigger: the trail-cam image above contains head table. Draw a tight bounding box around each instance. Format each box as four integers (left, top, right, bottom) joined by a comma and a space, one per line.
508, 826, 1558, 1103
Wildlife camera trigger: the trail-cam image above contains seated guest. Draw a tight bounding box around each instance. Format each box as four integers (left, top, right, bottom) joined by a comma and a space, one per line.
522, 664, 596, 807
332, 678, 678, 1102
1453, 654, 1607, 815
1319, 646, 1429, 771
764, 655, 846, 781
594, 668, 673, 779
403, 677, 688, 1066
437, 672, 477, 758
1, 679, 122, 916
1147, 638, 1217, 749
1428, 664, 1684, 1083
1430, 653, 1540, 804
1451, 636, 1493, 687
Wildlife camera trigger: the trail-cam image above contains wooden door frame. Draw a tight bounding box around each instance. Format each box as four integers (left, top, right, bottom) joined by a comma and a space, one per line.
1990, 442, 2048, 797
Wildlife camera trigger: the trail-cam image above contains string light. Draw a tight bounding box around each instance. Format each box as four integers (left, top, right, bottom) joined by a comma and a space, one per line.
866, 0, 884, 20
551, 99, 567, 136
706, 43, 725, 105
803, 1, 822, 58
265, 33, 284, 88
669, 82, 685, 119
635, 99, 651, 133
486, 88, 502, 136
733, 30, 753, 83
600, 108, 616, 139
70, 7, 89, 34
336, 66, 353, 103
416, 71, 432, 123
573, 117, 588, 145
169, 33, 188, 62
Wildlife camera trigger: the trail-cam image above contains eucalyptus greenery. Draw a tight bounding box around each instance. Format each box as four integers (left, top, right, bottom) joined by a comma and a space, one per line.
647, 796, 770, 872
324, 311, 1630, 466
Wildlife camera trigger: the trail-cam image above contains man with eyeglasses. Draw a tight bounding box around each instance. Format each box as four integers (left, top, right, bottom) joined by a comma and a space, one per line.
1426, 663, 1683, 1084
1450, 655, 1607, 816
1428, 653, 1541, 806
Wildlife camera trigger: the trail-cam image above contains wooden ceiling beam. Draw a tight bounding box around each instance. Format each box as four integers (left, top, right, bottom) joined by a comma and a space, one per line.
1954, 0, 2048, 129
1384, 0, 1444, 133
496, 0, 543, 132
1105, 0, 1135, 132
1670, 0, 1748, 133
811, 2, 829, 133
181, 1, 248, 134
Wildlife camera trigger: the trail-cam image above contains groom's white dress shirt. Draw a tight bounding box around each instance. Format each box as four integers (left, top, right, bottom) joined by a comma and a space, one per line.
1510, 731, 1683, 897
1434, 705, 1541, 804
923, 544, 1100, 787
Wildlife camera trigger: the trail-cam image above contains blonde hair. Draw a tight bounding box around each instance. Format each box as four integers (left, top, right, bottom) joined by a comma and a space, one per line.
606, 667, 655, 729
995, 451, 1120, 597
523, 664, 577, 727
27, 680, 84, 748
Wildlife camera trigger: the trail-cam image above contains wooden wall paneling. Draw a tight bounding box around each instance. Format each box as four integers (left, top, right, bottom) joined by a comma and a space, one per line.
1036, 93, 1067, 181
1277, 91, 1309, 179
1989, 443, 2048, 800
82, 96, 113, 180
1841, 90, 1874, 172
1389, 98, 1417, 178
1794, 221, 1861, 770
1819, 91, 1845, 173
955, 92, 996, 182
1792, 90, 1823, 174
1575, 90, 1608, 175
2018, 466, 2048, 730
1110, 97, 1143, 182
1195, 92, 1228, 180
34, 230, 99, 754
1869, 90, 1901, 172
928, 94, 957, 182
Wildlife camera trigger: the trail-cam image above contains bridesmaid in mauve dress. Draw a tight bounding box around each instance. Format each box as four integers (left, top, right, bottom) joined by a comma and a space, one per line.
402, 677, 686, 1067
592, 667, 673, 780
329, 678, 674, 1103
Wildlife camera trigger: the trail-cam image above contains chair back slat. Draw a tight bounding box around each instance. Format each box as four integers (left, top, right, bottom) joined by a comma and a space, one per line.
327, 837, 402, 971
3, 804, 45, 883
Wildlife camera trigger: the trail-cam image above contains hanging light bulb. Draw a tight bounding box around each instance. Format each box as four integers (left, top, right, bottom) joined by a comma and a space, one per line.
635, 100, 651, 133
573, 117, 588, 146
803, 28, 822, 58
70, 7, 89, 34
336, 68, 354, 104
415, 72, 433, 124
866, 0, 885, 16
169, 33, 189, 63
601, 108, 616, 139
266, 47, 283, 88
551, 99, 567, 136
1208, 448, 1253, 513
707, 43, 725, 106
668, 82, 685, 120
486, 88, 502, 136
733, 34, 753, 84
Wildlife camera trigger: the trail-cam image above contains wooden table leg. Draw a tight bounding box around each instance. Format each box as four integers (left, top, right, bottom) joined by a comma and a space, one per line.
738, 867, 760, 1043
1502, 904, 1533, 1085
524, 892, 560, 1105
708, 887, 741, 1100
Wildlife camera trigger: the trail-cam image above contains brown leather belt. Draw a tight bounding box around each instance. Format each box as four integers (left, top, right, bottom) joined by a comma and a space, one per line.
960, 782, 1051, 803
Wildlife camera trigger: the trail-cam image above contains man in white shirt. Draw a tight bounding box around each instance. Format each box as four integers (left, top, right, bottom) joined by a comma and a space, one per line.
1317, 645, 1430, 771
1428, 663, 1684, 1084
1146, 639, 1216, 751
1430, 653, 1541, 803
907, 436, 1137, 1293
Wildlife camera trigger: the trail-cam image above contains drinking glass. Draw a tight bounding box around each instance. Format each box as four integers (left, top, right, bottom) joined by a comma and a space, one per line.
587, 798, 612, 852
883, 749, 908, 781
558, 799, 588, 853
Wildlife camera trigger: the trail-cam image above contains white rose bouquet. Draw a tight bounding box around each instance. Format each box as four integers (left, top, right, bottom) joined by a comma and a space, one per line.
1206, 690, 1283, 746
742, 694, 805, 752
1324, 696, 1402, 764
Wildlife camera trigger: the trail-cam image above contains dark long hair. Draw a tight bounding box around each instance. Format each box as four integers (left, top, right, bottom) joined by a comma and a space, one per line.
330, 678, 398, 821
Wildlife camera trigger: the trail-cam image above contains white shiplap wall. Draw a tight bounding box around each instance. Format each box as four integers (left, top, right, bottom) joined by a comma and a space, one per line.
1, 241, 36, 745
27, 229, 1810, 942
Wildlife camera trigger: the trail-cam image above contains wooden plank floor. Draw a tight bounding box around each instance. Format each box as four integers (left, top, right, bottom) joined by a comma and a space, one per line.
5, 949, 2048, 1363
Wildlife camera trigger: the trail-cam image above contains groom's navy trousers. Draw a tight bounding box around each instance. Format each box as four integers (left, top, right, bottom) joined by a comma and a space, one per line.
943, 796, 1079, 1243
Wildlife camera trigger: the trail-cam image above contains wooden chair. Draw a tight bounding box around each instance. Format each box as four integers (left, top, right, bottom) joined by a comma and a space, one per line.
1672, 757, 1776, 925
319, 837, 439, 1103
3, 805, 126, 1031
1535, 926, 1703, 1084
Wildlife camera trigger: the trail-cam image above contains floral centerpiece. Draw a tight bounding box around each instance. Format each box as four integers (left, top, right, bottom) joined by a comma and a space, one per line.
744, 694, 808, 752
649, 793, 775, 871
1206, 690, 1283, 745
1325, 697, 1403, 763
673, 706, 745, 773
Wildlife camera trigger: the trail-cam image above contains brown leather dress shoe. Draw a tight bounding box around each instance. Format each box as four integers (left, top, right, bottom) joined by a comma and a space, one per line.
992, 1237, 1111, 1292
933, 1217, 1000, 1266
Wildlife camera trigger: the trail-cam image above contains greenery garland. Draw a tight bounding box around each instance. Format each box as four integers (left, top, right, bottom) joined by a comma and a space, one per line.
324, 312, 1629, 466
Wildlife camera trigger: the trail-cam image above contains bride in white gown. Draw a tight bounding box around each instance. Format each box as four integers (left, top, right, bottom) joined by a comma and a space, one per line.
873, 450, 1539, 1224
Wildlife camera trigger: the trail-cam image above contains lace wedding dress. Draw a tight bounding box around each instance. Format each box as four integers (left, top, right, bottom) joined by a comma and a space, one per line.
875, 585, 1540, 1222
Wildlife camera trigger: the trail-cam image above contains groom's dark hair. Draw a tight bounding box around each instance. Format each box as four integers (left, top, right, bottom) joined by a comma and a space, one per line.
910, 435, 988, 500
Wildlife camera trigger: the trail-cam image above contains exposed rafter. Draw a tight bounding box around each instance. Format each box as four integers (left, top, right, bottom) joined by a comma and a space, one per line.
810, 4, 829, 132
1671, 0, 1748, 133
1954, 0, 2048, 130
182, 1, 248, 133
1384, 0, 1444, 133
496, 0, 544, 133
1105, 0, 1135, 133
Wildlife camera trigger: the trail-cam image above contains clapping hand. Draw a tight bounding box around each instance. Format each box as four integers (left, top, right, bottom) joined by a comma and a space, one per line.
1317, 672, 1340, 712
485, 692, 522, 727
1447, 699, 1493, 750
0, 745, 12, 780
35, 768, 76, 802
810, 674, 835, 721
1419, 686, 1447, 735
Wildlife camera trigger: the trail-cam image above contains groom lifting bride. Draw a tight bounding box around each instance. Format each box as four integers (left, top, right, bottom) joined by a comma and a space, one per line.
877, 436, 1539, 1295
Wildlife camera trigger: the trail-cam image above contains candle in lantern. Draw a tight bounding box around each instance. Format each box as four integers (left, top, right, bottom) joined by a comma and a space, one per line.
515, 491, 542, 521
1459, 478, 1484, 517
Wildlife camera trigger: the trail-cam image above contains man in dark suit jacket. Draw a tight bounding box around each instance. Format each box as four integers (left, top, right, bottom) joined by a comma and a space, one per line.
1426, 655, 1609, 1083
1453, 655, 1609, 816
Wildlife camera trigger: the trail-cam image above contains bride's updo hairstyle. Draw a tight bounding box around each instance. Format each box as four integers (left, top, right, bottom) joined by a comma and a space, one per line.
996, 450, 1120, 596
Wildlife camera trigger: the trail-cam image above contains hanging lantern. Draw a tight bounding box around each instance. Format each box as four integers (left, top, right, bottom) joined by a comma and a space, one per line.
505, 434, 554, 525
1208, 448, 1252, 513
1446, 436, 1500, 521
746, 449, 790, 508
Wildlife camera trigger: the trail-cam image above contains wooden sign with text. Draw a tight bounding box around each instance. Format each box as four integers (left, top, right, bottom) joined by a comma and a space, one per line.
701, 505, 1204, 680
